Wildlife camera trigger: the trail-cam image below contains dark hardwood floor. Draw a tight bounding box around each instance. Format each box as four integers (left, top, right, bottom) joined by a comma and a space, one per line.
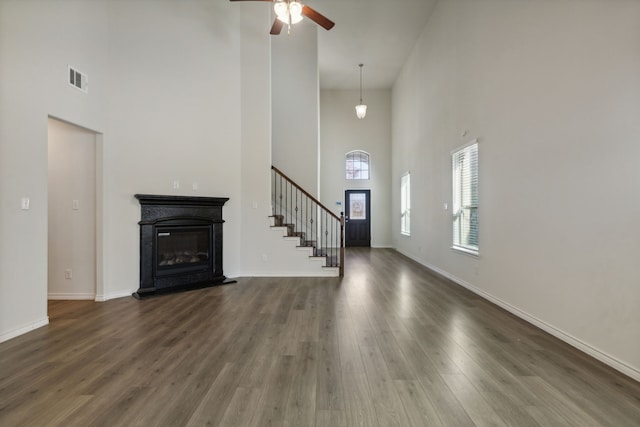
1, 248, 639, 426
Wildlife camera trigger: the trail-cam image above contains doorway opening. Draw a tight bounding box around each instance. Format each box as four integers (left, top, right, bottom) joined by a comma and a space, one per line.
47, 117, 101, 302
344, 189, 371, 247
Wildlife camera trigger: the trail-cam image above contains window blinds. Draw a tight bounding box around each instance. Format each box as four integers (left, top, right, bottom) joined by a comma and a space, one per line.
401, 173, 410, 235
452, 142, 478, 252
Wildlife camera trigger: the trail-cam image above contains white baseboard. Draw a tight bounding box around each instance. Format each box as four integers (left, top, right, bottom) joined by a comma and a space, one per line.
95, 290, 135, 302
0, 317, 49, 343
241, 271, 340, 278
48, 293, 96, 300
394, 248, 640, 383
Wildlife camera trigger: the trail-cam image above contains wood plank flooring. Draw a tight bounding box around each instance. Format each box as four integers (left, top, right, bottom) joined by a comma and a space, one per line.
1, 247, 639, 426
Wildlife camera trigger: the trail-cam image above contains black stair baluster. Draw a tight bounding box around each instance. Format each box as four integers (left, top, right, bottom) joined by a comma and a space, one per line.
270, 166, 344, 275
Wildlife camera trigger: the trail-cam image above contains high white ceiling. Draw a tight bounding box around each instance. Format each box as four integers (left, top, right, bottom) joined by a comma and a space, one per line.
314, 0, 438, 90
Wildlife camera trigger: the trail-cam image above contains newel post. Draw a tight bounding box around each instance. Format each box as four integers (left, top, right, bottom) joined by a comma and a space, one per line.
339, 211, 345, 277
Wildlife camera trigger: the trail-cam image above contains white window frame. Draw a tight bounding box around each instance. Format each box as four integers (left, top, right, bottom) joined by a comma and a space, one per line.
451, 140, 479, 256
400, 172, 410, 236
345, 150, 370, 180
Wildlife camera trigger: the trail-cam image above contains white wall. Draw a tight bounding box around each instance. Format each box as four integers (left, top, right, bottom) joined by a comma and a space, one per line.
0, 0, 334, 342
102, 0, 243, 298
0, 0, 248, 341
320, 89, 392, 248
392, 0, 640, 379
0, 0, 109, 341
271, 22, 319, 195
48, 118, 97, 300
237, 7, 340, 276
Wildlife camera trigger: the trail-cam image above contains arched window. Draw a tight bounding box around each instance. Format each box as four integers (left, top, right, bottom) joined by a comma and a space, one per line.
346, 151, 370, 180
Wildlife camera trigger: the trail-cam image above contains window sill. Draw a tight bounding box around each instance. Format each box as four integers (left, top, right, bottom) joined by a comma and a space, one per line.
400, 232, 410, 237
451, 246, 479, 257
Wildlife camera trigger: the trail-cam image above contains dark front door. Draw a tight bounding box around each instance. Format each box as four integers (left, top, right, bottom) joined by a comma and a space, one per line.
345, 190, 371, 247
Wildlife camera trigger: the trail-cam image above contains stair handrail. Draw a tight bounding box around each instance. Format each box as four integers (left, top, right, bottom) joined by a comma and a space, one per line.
271, 165, 345, 276
271, 166, 341, 221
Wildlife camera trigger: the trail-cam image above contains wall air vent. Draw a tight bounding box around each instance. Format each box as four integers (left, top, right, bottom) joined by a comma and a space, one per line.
68, 66, 88, 93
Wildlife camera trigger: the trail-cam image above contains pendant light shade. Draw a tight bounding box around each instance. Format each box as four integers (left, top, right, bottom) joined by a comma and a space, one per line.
355, 63, 367, 119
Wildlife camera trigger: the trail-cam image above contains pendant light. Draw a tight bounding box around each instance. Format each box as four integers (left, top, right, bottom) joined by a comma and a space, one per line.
355, 63, 367, 119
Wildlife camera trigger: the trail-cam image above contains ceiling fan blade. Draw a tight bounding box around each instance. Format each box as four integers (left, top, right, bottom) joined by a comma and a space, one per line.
301, 5, 335, 31
270, 18, 284, 35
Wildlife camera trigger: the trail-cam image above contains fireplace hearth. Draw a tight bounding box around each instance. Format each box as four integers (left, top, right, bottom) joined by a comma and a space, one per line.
134, 194, 233, 298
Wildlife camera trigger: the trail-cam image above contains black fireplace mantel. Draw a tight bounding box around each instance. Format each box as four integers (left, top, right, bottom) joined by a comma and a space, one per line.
134, 194, 232, 298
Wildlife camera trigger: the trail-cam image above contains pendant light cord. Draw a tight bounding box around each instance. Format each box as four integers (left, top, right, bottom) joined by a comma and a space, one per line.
359, 63, 364, 104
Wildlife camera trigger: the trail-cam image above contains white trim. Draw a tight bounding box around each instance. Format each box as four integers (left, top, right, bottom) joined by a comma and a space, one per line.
345, 150, 371, 180
241, 271, 339, 277
0, 317, 49, 343
48, 293, 96, 300
451, 140, 479, 252
451, 138, 478, 154
345, 149, 372, 156
394, 248, 640, 382
451, 245, 479, 257
96, 290, 135, 302
400, 171, 411, 236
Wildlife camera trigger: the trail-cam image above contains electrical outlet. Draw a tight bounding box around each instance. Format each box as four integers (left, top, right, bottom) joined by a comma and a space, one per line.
65, 269, 72, 279
172, 180, 180, 189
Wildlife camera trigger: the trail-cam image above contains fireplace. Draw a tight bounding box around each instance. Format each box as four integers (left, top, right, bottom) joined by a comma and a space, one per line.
134, 194, 232, 298
156, 226, 211, 275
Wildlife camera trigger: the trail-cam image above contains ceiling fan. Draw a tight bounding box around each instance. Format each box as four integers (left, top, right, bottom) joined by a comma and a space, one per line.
230, 0, 335, 35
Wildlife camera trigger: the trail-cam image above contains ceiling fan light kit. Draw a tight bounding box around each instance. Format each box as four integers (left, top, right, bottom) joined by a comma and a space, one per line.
275, 0, 303, 24
356, 63, 367, 119
230, 0, 335, 35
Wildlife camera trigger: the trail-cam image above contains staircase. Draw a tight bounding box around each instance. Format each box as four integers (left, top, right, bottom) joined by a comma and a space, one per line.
271, 166, 344, 276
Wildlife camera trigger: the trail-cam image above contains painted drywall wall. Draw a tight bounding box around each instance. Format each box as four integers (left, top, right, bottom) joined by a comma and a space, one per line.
48, 118, 97, 299
101, 0, 243, 298
0, 0, 335, 341
238, 3, 274, 275
0, 0, 109, 341
320, 89, 392, 248
392, 0, 640, 378
237, 5, 341, 276
271, 22, 319, 196
0, 0, 248, 341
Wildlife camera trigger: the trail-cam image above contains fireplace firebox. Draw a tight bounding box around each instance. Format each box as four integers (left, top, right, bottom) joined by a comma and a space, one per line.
156, 226, 211, 276
134, 194, 232, 298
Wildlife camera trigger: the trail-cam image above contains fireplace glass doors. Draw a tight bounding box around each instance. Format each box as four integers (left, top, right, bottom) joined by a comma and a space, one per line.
155, 226, 212, 276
